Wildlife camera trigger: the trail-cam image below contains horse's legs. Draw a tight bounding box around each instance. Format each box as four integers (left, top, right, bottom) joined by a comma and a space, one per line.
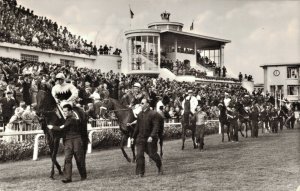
159, 137, 163, 158
51, 138, 62, 178
120, 135, 131, 163
48, 140, 55, 179
191, 128, 197, 149
227, 123, 232, 142
131, 141, 136, 162
182, 125, 186, 150
243, 123, 247, 138
221, 123, 225, 142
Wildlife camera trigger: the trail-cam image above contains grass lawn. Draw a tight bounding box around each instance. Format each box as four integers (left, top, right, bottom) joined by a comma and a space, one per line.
0, 123, 299, 191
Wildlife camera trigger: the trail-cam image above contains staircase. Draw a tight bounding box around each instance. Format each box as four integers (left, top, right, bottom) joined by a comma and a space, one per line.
136, 53, 159, 70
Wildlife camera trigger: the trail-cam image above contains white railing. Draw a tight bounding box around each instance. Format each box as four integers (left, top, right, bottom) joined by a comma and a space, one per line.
0, 119, 220, 161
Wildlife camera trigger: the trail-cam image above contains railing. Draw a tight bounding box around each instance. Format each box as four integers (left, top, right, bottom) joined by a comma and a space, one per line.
0, 119, 221, 161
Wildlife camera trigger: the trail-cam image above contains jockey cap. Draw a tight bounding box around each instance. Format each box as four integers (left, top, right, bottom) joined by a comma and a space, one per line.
133, 82, 141, 88
55, 73, 65, 80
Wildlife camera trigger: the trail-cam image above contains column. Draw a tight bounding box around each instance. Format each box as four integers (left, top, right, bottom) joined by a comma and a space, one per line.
128, 38, 131, 71
192, 41, 196, 67
158, 35, 161, 70
175, 38, 177, 61
220, 45, 225, 68
275, 85, 278, 109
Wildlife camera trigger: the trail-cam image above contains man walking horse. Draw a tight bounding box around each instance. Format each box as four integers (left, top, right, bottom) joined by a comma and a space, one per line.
37, 73, 88, 181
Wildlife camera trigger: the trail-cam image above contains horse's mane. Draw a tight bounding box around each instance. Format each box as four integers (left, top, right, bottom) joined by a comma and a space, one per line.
36, 87, 57, 113
110, 98, 129, 110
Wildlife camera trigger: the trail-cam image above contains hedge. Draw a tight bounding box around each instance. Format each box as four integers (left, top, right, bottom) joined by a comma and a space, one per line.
0, 122, 219, 162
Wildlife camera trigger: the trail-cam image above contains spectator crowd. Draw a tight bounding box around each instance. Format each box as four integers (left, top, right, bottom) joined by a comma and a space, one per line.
0, 0, 121, 56
0, 55, 298, 134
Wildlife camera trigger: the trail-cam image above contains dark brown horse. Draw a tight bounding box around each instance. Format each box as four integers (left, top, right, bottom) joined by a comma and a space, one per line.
36, 85, 88, 179
181, 113, 197, 150
218, 104, 231, 142
102, 98, 164, 162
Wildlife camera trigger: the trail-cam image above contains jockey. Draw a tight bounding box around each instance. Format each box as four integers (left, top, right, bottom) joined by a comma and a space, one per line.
51, 73, 79, 108
223, 92, 231, 108
181, 90, 198, 115
181, 90, 198, 126
130, 82, 149, 117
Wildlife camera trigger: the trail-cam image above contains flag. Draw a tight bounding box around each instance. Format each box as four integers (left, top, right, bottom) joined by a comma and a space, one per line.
130, 8, 134, 19
190, 21, 194, 30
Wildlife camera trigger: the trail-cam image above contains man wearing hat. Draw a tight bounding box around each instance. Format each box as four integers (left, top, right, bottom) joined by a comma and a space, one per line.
51, 73, 79, 107
0, 90, 16, 130
130, 82, 149, 116
181, 90, 198, 135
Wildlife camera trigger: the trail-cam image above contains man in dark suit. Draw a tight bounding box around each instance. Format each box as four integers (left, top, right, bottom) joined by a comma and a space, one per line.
132, 98, 163, 177
49, 104, 87, 183
0, 90, 16, 130
249, 102, 260, 138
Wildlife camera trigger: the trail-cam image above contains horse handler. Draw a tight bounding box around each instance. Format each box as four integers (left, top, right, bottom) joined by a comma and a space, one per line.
195, 105, 208, 151
131, 98, 163, 177
49, 104, 87, 183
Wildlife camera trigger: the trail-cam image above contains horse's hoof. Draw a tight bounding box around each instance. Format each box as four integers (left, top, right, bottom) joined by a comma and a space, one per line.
181, 146, 184, 150
59, 171, 64, 175
50, 176, 55, 180
126, 158, 132, 163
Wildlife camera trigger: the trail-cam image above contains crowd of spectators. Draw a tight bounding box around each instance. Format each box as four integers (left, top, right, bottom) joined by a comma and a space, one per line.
161, 59, 238, 82
0, 55, 288, 129
197, 53, 217, 68
215, 66, 227, 77
0, 0, 121, 56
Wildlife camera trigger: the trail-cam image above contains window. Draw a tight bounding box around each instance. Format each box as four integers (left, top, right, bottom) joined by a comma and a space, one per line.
287, 85, 299, 96
60, 59, 75, 66
21, 54, 38, 62
287, 67, 299, 79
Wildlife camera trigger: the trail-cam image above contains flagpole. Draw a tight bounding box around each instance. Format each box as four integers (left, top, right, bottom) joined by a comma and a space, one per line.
129, 4, 132, 29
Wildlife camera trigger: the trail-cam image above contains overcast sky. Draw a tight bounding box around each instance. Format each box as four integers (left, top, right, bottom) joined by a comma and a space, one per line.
17, 0, 300, 83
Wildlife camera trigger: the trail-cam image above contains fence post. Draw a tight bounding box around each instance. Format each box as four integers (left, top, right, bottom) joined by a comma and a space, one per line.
87, 130, 95, 154
33, 134, 44, 161
218, 121, 221, 134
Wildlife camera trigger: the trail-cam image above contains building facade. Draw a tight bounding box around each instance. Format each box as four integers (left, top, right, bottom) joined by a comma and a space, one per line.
261, 63, 300, 102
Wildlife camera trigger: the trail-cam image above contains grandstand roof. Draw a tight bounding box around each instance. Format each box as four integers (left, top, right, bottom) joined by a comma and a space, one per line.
260, 63, 300, 68
160, 29, 231, 44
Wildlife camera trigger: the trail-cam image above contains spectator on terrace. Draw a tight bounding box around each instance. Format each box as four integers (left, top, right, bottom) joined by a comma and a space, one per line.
222, 66, 227, 77
238, 72, 243, 82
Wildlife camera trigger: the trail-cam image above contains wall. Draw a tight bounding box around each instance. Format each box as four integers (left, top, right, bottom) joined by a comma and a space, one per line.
175, 75, 195, 82
159, 68, 176, 81
175, 52, 196, 67
0, 42, 121, 73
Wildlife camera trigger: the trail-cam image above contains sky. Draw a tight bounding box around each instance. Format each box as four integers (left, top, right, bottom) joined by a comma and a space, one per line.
17, 0, 300, 83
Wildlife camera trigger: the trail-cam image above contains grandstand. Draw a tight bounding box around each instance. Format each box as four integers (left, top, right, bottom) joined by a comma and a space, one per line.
0, 0, 122, 72
124, 11, 239, 84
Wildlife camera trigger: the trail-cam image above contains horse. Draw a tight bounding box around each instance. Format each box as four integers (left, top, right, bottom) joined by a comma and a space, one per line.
181, 112, 197, 150
101, 98, 164, 162
218, 104, 231, 142
36, 86, 88, 179
237, 106, 251, 138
